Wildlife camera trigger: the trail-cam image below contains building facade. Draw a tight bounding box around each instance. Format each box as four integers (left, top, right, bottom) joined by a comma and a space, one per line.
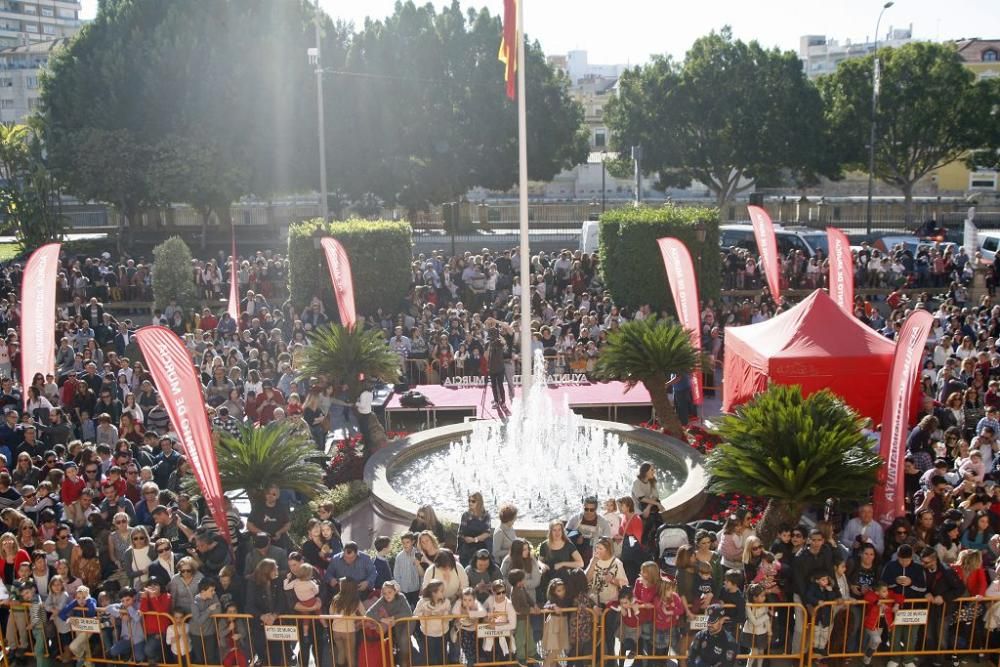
799, 26, 913, 79
0, 0, 80, 48
0, 37, 69, 122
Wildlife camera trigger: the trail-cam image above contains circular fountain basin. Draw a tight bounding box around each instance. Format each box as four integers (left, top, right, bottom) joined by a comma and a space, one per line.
365, 419, 707, 537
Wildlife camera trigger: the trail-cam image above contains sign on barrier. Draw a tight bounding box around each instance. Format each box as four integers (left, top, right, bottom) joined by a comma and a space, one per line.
70, 617, 100, 634
689, 615, 708, 630
894, 609, 928, 625
477, 625, 510, 638
265, 624, 299, 642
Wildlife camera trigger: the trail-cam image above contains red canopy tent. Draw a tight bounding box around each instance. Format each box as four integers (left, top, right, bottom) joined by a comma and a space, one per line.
722, 289, 896, 420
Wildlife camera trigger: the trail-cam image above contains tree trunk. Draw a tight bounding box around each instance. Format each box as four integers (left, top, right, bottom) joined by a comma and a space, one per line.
646, 380, 688, 443
902, 182, 915, 229
755, 499, 800, 546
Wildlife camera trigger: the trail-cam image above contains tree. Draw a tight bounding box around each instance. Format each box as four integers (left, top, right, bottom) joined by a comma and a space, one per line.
593, 318, 699, 441
605, 27, 836, 209
327, 1, 588, 213
150, 236, 197, 312
820, 42, 1000, 223
297, 324, 401, 447
206, 421, 326, 503
0, 123, 64, 249
705, 385, 882, 544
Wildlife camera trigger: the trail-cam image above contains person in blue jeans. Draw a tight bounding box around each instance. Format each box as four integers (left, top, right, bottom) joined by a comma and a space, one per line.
105, 587, 146, 666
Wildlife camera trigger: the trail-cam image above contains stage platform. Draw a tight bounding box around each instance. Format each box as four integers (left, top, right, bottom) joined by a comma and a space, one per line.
383, 381, 652, 430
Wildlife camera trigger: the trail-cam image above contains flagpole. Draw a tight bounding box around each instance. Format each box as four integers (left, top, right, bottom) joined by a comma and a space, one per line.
516, 0, 531, 396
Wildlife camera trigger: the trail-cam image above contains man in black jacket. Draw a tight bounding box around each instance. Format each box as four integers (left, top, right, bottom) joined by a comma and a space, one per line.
920, 547, 965, 658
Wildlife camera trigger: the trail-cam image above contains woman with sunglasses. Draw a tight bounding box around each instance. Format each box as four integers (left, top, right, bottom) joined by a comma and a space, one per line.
108, 511, 133, 582
124, 526, 156, 588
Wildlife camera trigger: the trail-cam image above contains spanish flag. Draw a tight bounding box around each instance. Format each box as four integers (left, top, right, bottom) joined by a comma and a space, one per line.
498, 0, 517, 100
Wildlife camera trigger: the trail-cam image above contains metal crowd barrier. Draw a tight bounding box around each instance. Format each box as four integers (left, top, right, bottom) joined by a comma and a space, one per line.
598, 601, 808, 667
808, 596, 1000, 665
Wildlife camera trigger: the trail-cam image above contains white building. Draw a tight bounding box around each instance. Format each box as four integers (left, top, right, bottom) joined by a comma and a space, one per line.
0, 37, 68, 122
0, 0, 81, 48
799, 25, 913, 78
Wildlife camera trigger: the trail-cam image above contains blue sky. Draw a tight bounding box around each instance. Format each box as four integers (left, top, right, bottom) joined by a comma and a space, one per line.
80, 0, 998, 65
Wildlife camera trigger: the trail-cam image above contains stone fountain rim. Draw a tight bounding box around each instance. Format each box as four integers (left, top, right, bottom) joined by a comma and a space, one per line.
364, 418, 707, 535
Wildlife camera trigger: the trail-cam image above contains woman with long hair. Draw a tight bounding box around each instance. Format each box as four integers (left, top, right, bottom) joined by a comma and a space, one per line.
615, 496, 645, 582
585, 537, 628, 656
458, 492, 492, 566
329, 577, 367, 667
410, 505, 449, 548
718, 509, 755, 570
500, 538, 546, 605
632, 462, 665, 545
953, 549, 988, 650
246, 558, 287, 665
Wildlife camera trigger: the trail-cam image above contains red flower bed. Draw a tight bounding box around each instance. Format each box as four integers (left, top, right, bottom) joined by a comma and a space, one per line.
324, 430, 411, 487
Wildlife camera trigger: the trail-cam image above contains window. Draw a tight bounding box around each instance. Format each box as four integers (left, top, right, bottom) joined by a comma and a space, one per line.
58, 8, 75, 18
0, 78, 11, 87
984, 50, 998, 62
23, 24, 37, 33
983, 237, 999, 253
25, 75, 35, 88
39, 7, 52, 17
0, 98, 13, 109
594, 131, 606, 148
20, 3, 35, 13
42, 24, 53, 34
26, 97, 36, 110
970, 172, 998, 189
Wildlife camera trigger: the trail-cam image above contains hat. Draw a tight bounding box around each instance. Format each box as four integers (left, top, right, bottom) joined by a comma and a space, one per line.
705, 604, 725, 625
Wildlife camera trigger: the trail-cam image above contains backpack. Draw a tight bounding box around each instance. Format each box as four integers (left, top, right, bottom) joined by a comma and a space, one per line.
399, 390, 430, 408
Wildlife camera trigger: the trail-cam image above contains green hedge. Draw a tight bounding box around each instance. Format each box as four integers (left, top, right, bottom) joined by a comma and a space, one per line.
288, 480, 371, 545
287, 219, 413, 317
151, 236, 198, 312
599, 204, 720, 313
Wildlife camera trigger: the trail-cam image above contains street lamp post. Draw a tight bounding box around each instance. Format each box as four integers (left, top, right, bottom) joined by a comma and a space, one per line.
865, 1, 894, 236
601, 150, 607, 213
311, 0, 329, 223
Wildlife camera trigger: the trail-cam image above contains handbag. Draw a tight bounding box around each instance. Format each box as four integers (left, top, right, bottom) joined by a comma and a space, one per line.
620, 535, 649, 564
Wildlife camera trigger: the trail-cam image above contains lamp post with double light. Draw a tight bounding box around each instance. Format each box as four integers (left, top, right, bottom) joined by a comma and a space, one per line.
865, 1, 895, 236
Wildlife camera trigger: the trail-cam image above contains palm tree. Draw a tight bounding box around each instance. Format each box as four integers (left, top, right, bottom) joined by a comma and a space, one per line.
203, 421, 326, 503
593, 317, 699, 441
706, 385, 882, 544
297, 323, 401, 448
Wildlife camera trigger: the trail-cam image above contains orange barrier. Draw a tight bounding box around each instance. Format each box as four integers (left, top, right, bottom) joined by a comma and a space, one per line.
598, 601, 808, 667
807, 596, 1000, 664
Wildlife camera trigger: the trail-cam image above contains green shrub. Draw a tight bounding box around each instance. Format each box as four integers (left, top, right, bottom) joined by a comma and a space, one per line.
599, 204, 720, 313
287, 219, 413, 317
151, 236, 198, 312
288, 480, 371, 545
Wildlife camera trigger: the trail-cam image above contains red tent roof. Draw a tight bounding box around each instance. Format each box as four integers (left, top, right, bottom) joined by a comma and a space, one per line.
725, 289, 896, 376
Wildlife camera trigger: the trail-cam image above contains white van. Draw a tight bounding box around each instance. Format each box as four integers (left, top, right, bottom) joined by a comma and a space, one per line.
978, 231, 1000, 265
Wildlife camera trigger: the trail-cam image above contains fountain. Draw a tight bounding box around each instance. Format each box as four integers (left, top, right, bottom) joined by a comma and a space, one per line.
366, 351, 706, 534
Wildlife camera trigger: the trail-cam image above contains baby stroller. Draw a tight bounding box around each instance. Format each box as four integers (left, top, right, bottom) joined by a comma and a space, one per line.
656, 523, 695, 577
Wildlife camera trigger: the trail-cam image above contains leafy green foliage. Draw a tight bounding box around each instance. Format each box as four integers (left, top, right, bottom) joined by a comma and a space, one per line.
0, 123, 64, 248
150, 236, 197, 312
328, 1, 588, 212
599, 204, 720, 313
819, 42, 1000, 219
211, 421, 326, 504
297, 323, 401, 401
706, 385, 881, 504
605, 27, 835, 208
287, 218, 412, 316
593, 317, 700, 389
288, 481, 371, 545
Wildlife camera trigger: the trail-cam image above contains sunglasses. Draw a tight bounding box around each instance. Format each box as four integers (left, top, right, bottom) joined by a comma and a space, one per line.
132, 537, 147, 542
115, 520, 129, 524
583, 507, 597, 512
180, 569, 193, 574
157, 547, 171, 553
85, 469, 98, 474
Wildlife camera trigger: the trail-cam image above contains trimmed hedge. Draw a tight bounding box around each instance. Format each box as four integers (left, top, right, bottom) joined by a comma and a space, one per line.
287, 219, 413, 317
151, 236, 198, 312
599, 204, 720, 313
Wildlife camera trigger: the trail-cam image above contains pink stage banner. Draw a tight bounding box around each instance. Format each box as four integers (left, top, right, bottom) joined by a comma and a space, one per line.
135, 326, 232, 544
874, 310, 933, 527
747, 205, 782, 305
826, 227, 854, 314
657, 237, 703, 405
227, 226, 239, 321
20, 242, 60, 407
320, 237, 357, 329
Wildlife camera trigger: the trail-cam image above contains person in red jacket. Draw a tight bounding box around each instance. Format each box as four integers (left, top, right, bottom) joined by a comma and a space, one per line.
60, 462, 86, 506
652, 578, 687, 656
140, 577, 173, 665
861, 582, 905, 666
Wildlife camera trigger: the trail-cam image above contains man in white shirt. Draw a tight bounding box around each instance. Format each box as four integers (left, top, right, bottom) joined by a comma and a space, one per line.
356, 381, 374, 447
839, 502, 885, 556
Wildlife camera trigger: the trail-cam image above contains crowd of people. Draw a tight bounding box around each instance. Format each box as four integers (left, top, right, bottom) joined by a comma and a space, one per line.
0, 235, 993, 667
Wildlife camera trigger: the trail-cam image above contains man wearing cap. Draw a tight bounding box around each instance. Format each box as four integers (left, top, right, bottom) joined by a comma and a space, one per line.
687, 604, 737, 667
244, 532, 289, 578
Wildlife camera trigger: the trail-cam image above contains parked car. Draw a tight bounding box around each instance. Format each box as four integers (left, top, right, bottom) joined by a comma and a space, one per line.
719, 223, 830, 258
